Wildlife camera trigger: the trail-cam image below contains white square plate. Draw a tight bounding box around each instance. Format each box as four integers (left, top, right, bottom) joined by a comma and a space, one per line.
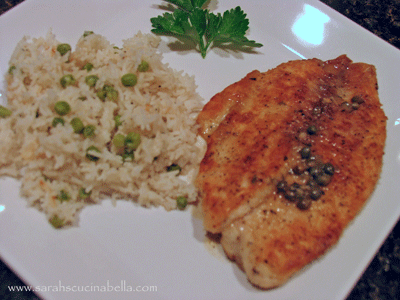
1, 1, 400, 299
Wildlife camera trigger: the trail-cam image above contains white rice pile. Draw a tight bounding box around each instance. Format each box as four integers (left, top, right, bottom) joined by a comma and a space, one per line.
0, 31, 206, 228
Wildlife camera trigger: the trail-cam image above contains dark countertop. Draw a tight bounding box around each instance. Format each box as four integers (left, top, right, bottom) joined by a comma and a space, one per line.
0, 0, 399, 299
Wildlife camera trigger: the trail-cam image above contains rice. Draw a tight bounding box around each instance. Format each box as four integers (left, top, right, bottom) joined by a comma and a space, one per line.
0, 30, 206, 228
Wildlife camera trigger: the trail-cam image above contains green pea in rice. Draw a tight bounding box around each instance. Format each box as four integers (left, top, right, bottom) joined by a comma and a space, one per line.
0, 31, 206, 228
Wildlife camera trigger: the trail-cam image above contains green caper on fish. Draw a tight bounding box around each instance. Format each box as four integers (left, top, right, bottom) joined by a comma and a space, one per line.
294, 187, 306, 201
276, 180, 287, 193
285, 183, 301, 202
306, 155, 319, 168
297, 198, 312, 210
309, 187, 323, 200
300, 146, 311, 159
293, 165, 306, 175
306, 125, 317, 135
309, 165, 324, 178
284, 189, 296, 202
323, 163, 335, 175
315, 173, 331, 186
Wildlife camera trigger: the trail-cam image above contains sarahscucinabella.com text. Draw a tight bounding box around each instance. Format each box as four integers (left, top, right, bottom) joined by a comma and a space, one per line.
8, 280, 157, 293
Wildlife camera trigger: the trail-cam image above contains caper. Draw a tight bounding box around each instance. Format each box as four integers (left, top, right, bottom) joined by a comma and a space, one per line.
307, 125, 317, 135
309, 187, 323, 200
291, 182, 300, 189
315, 173, 331, 186
307, 179, 318, 189
284, 190, 296, 201
293, 165, 305, 175
285, 183, 300, 202
300, 147, 311, 159
309, 165, 324, 178
291, 182, 301, 189
297, 198, 312, 210
306, 155, 319, 168
323, 163, 335, 175
294, 187, 306, 201
277, 180, 287, 193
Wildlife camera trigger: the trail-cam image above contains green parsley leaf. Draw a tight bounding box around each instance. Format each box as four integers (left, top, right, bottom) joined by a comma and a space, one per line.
215, 7, 250, 42
150, 10, 187, 36
151, 2, 263, 58
163, 0, 208, 12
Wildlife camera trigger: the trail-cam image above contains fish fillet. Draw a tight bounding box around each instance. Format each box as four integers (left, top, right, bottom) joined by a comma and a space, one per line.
196, 55, 387, 288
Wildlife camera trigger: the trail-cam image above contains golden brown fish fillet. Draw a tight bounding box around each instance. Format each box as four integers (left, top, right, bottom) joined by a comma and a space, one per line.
196, 55, 387, 288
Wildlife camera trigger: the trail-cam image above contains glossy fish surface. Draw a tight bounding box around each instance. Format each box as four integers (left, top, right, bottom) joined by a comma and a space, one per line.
196, 55, 387, 288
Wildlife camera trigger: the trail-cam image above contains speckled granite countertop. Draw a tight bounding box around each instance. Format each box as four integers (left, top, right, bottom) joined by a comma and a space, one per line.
1, 0, 399, 299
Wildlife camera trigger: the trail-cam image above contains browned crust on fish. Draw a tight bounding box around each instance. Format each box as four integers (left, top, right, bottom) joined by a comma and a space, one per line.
196, 55, 387, 288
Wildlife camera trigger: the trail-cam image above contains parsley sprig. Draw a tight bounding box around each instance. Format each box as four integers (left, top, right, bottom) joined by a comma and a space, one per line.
151, 0, 263, 58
